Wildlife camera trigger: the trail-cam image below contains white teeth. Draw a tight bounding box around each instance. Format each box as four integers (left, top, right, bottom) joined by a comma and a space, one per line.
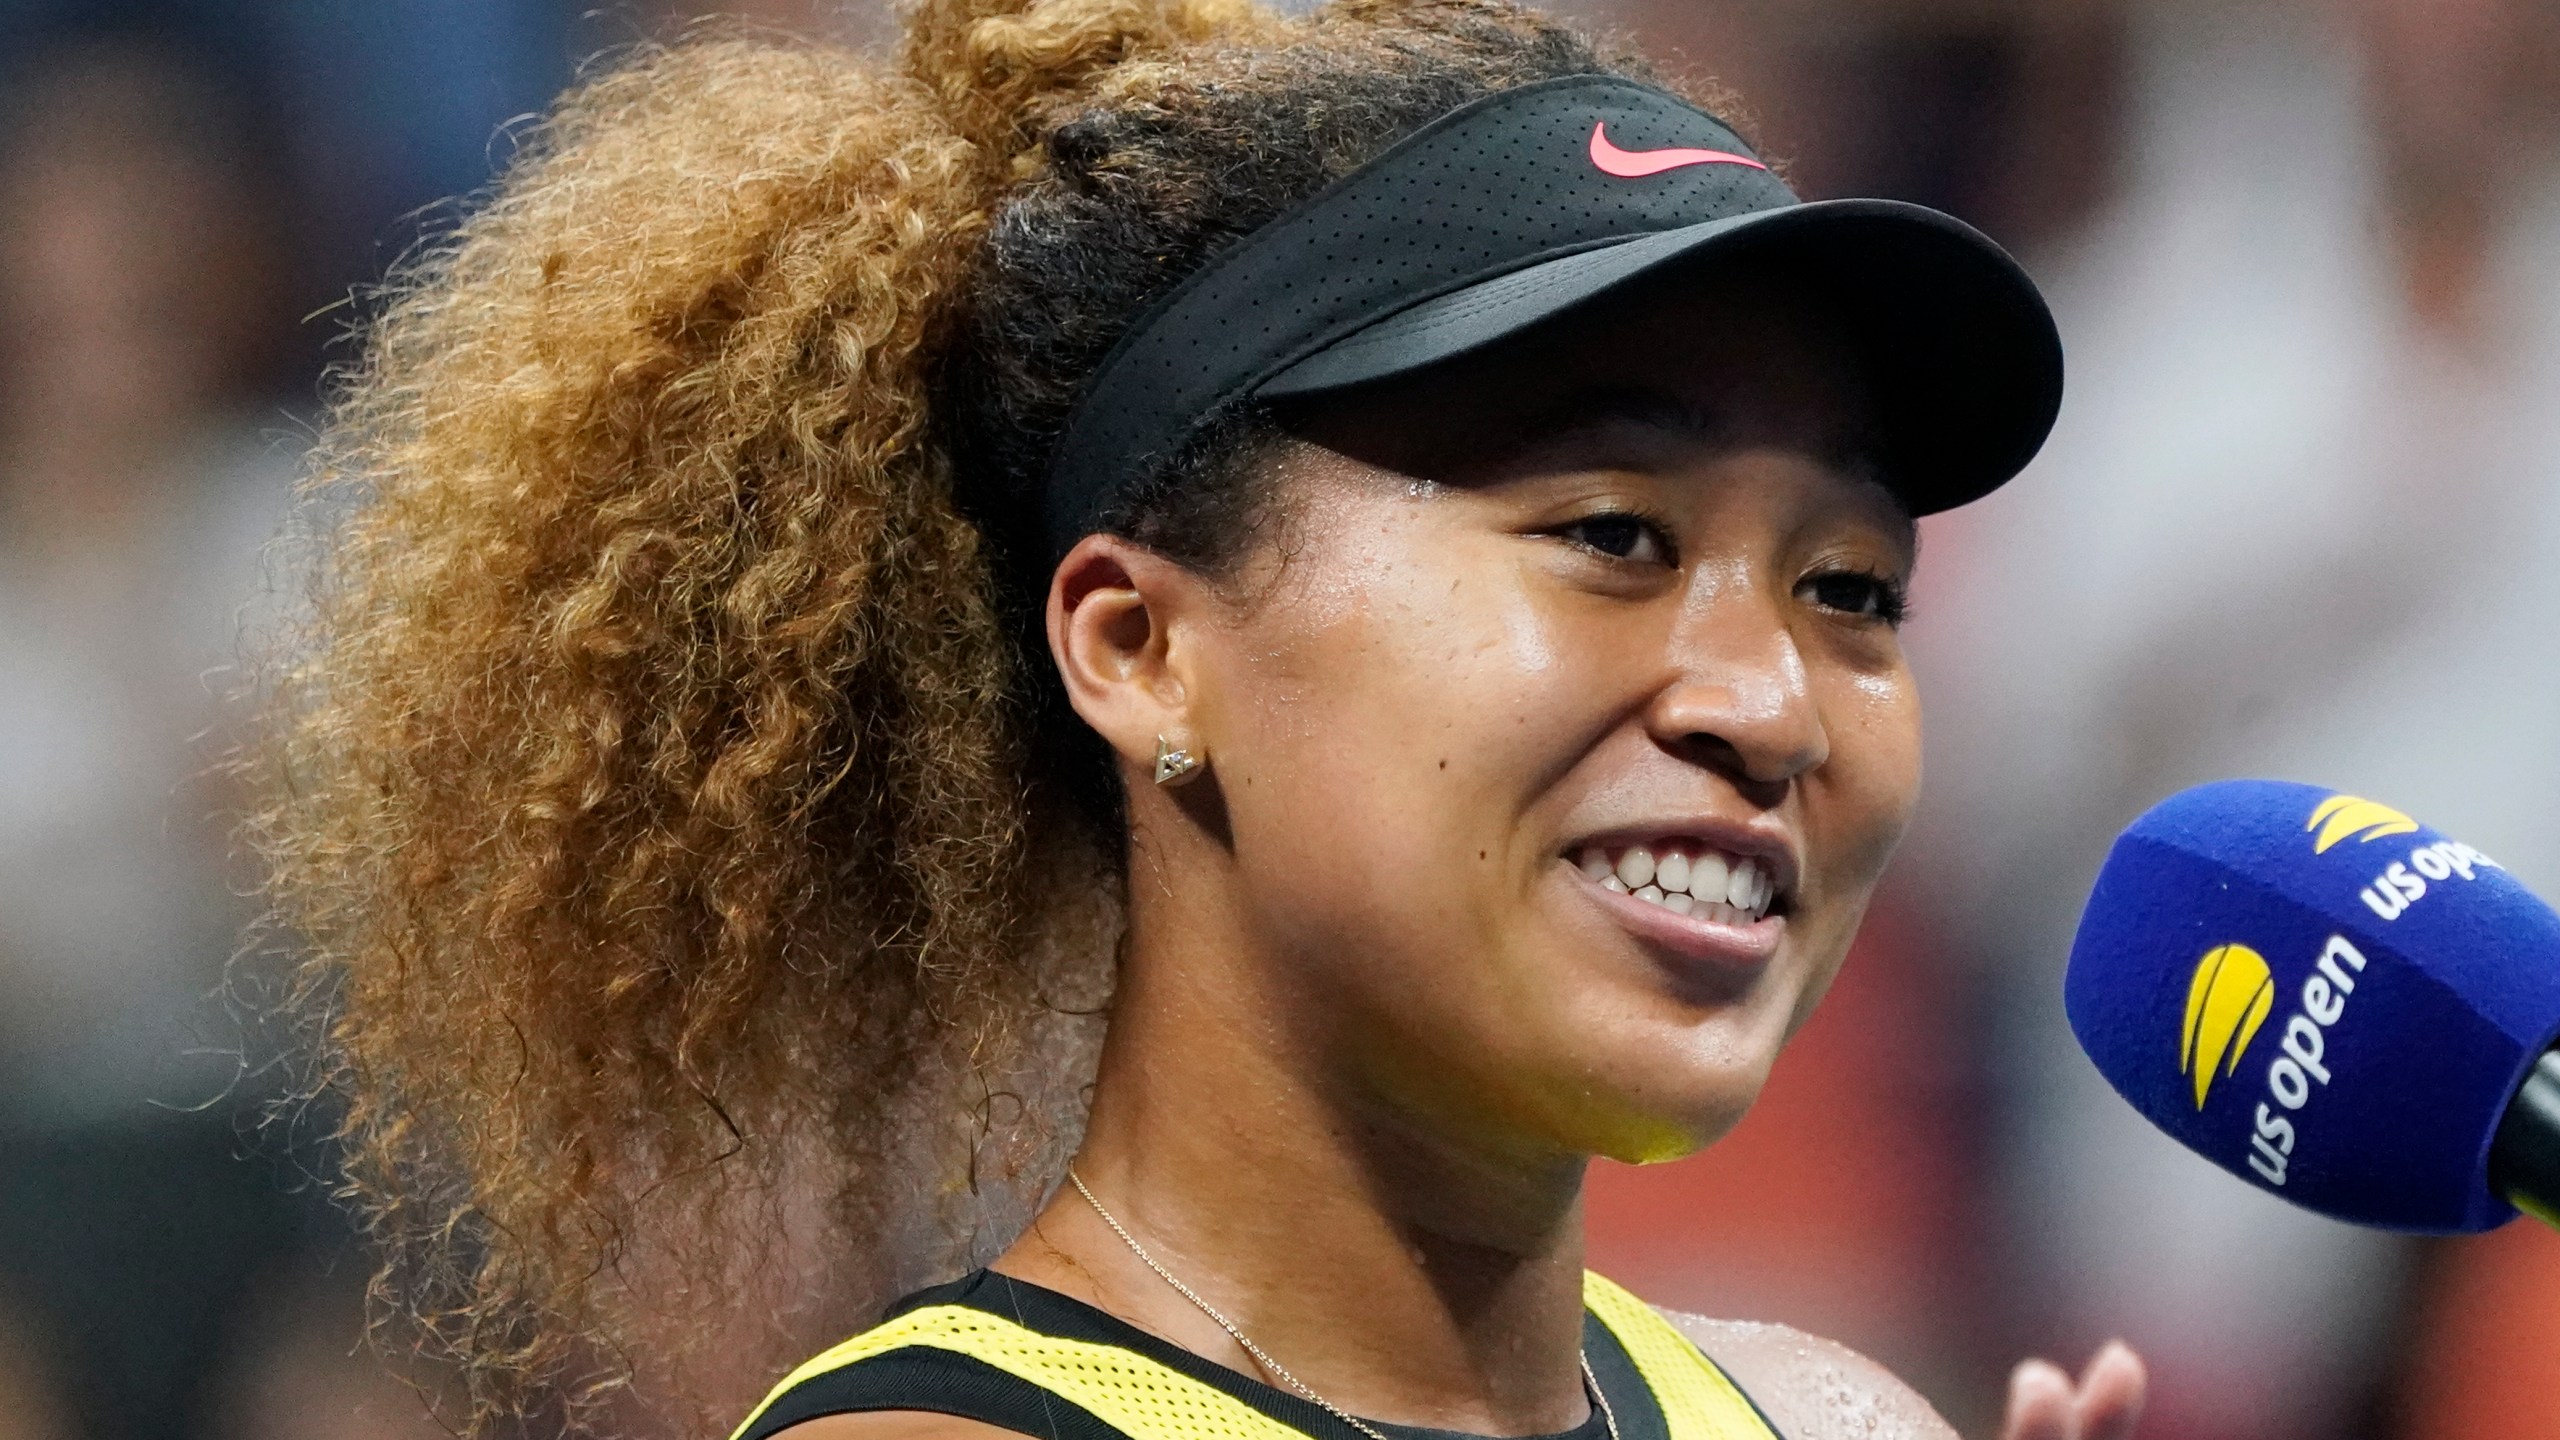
1654, 851, 1690, 895
1616, 847, 1656, 889
1687, 851, 1728, 902
1576, 842, 1777, 921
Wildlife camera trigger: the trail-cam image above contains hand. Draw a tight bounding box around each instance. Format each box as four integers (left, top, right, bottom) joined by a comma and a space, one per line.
2000, 1341, 2144, 1440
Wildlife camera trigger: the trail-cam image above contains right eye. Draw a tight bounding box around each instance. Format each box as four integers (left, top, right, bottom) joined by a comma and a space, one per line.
1553, 512, 1676, 567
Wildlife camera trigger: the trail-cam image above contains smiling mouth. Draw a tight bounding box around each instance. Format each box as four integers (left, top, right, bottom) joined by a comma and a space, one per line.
1569, 841, 1782, 925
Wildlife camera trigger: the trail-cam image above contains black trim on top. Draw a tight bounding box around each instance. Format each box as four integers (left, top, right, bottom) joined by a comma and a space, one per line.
738, 1270, 1774, 1440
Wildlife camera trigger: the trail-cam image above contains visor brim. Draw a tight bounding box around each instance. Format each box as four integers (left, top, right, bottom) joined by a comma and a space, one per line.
1255, 198, 2062, 516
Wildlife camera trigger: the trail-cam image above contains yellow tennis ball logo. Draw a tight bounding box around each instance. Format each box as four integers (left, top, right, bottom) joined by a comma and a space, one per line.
2181, 943, 2276, 1110
2307, 794, 2420, 854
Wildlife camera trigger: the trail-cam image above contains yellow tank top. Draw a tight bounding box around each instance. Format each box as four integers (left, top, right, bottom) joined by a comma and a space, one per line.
730, 1269, 1783, 1440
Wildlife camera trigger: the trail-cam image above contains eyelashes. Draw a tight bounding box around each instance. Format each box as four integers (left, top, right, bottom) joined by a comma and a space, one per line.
1542, 511, 1910, 627
1797, 567, 1909, 626
1551, 510, 1678, 567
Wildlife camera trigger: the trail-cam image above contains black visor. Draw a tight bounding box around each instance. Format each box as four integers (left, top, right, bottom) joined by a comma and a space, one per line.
1042, 73, 2063, 558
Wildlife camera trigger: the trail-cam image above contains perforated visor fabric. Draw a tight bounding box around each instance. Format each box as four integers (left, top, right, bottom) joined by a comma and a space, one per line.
1042, 73, 2061, 557
1259, 200, 2061, 512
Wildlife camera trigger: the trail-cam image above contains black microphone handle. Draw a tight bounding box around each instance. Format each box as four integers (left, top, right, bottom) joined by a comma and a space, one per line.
2489, 1047, 2560, 1229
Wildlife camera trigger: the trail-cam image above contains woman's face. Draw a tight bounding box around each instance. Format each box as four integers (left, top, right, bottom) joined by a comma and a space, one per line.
1121, 266, 1919, 1167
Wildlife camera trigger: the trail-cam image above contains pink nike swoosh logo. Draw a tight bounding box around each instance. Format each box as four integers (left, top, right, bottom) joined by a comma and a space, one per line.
1588, 121, 1768, 178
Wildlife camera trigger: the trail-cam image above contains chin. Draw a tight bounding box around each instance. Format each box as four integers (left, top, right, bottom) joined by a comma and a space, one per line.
1544, 1058, 1770, 1168
1574, 1111, 1740, 1168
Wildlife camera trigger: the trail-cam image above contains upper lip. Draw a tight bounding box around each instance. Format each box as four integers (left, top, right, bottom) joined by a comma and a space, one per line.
1562, 818, 1802, 907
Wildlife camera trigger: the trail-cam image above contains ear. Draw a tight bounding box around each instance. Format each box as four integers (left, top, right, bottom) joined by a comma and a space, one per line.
1045, 533, 1217, 780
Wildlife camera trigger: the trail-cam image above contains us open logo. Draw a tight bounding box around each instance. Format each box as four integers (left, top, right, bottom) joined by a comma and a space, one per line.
2307, 795, 2419, 854
2178, 933, 2371, 1186
2310, 791, 2502, 922
2181, 943, 2274, 1110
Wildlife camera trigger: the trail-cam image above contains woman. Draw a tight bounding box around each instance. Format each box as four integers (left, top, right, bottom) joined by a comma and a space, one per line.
250, 1, 2147, 1438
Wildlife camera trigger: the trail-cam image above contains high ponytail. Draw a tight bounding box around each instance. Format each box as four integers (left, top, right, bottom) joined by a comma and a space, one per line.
247, 1, 1700, 1432
903, 0, 1278, 156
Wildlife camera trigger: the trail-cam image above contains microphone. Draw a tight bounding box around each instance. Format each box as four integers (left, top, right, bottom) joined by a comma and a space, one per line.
2066, 779, 2560, 1233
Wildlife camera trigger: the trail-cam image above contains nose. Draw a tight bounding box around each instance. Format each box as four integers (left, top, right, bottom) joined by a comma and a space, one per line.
1644, 592, 1829, 799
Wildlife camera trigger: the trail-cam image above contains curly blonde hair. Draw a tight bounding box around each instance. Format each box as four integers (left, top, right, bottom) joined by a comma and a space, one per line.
245, 0, 1730, 1431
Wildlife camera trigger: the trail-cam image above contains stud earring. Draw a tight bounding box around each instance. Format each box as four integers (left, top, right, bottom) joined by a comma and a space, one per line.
1153, 735, 1205, 788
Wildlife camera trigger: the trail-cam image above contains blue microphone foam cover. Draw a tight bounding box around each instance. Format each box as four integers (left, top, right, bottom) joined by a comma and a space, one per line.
2066, 779, 2560, 1232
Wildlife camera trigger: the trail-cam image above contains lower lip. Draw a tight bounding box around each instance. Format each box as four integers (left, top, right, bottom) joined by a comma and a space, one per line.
1567, 864, 1784, 976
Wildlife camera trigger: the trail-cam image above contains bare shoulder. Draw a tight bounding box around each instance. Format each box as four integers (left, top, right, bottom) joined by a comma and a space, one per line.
766, 1411, 1030, 1440
1658, 1309, 1958, 1440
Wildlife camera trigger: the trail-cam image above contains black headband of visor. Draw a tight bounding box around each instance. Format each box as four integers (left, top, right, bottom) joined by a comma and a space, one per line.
1040, 73, 2064, 560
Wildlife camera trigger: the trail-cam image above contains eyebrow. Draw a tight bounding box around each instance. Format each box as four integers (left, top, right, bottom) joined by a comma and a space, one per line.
1488, 384, 1910, 544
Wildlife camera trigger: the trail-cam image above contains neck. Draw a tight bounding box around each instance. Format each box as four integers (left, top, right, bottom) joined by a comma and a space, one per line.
995, 850, 1596, 1436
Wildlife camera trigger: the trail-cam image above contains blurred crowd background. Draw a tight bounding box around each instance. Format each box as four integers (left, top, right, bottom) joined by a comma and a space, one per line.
2, 0, 2557, 1436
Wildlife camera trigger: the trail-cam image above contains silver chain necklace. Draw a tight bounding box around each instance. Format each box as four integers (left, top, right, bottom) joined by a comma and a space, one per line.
1065, 1169, 1624, 1440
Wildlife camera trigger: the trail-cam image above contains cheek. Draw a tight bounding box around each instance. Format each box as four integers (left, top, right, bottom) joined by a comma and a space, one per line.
1788, 665, 1923, 1010
1209, 543, 1596, 954
1829, 665, 1924, 871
